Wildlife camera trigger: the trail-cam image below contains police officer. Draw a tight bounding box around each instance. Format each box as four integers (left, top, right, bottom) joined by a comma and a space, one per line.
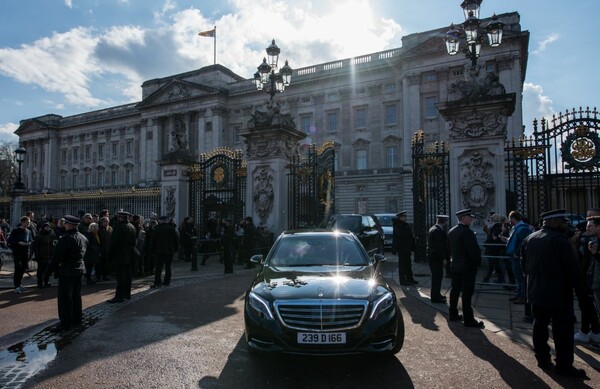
521, 209, 587, 377
46, 215, 87, 332
427, 215, 450, 303
107, 211, 137, 303
392, 211, 417, 286
448, 209, 484, 328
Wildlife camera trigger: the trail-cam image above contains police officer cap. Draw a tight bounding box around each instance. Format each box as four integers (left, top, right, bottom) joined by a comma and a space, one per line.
64, 215, 81, 225
117, 211, 131, 217
455, 209, 474, 217
396, 211, 407, 217
158, 215, 169, 222
540, 209, 569, 221
436, 214, 449, 219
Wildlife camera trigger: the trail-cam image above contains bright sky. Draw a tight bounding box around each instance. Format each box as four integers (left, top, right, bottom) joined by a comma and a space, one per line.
0, 0, 598, 142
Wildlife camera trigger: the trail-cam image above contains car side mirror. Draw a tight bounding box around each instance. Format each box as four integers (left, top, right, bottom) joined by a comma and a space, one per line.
250, 254, 264, 264
373, 253, 386, 263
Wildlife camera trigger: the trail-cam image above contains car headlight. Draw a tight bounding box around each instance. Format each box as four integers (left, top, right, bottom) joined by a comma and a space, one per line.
248, 292, 275, 321
369, 292, 394, 320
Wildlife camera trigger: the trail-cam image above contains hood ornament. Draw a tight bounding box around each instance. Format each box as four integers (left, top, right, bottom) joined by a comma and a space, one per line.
317, 287, 325, 299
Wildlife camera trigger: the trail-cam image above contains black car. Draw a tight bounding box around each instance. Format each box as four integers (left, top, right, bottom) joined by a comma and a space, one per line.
244, 229, 404, 355
327, 214, 385, 256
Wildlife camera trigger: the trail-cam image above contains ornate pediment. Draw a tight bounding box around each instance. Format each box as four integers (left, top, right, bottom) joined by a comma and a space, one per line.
137, 79, 221, 108
352, 137, 370, 147
404, 35, 447, 57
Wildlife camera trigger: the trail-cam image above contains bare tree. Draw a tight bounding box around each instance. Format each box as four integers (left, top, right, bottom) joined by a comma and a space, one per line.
0, 140, 19, 196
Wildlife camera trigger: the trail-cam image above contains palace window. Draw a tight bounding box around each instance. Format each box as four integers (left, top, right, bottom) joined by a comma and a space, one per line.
111, 171, 118, 186
97, 171, 104, 187
385, 104, 397, 125
112, 143, 118, 159
61, 150, 67, 164
73, 147, 79, 163
425, 96, 438, 119
386, 146, 398, 168
126, 140, 133, 157
301, 115, 312, 134
327, 112, 338, 132
85, 145, 91, 161
98, 144, 104, 160
356, 149, 367, 170
84, 172, 91, 189
355, 107, 367, 129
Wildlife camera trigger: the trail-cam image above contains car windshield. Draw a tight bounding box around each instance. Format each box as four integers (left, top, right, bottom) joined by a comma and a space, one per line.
269, 234, 368, 267
376, 215, 394, 227
331, 216, 361, 232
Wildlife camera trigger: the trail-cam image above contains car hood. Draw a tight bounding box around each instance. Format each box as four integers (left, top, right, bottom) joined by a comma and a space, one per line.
250, 266, 391, 301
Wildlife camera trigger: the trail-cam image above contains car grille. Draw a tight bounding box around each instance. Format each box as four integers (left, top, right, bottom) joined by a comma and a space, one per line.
274, 300, 368, 331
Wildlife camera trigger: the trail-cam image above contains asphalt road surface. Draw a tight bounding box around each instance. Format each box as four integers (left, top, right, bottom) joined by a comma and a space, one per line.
4, 265, 591, 389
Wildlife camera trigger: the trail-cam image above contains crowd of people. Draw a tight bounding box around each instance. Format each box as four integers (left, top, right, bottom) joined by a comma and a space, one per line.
3, 210, 272, 332
391, 206, 600, 379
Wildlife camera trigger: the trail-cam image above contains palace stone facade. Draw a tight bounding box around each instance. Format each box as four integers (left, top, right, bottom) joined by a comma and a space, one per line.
15, 13, 529, 221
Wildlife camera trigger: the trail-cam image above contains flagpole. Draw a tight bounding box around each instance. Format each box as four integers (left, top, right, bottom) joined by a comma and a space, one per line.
213, 25, 217, 65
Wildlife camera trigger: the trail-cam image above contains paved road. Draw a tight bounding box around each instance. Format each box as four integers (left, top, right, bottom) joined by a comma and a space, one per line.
1, 257, 599, 388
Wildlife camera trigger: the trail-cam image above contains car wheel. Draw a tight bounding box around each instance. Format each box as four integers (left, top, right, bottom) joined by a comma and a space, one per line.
390, 308, 405, 354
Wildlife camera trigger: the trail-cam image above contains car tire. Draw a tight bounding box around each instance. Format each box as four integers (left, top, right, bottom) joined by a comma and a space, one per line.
390, 308, 405, 354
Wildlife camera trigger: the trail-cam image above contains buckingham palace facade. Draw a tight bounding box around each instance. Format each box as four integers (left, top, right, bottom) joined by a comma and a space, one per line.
14, 13, 529, 218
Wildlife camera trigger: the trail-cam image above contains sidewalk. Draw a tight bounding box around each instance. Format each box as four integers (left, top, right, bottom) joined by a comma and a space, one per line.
397, 258, 600, 369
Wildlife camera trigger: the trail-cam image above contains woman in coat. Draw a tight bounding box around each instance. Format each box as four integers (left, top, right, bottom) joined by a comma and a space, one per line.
84, 222, 101, 285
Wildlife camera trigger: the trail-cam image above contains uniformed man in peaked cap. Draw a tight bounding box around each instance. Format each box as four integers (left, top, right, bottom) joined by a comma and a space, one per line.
391, 211, 417, 286
521, 209, 587, 377
448, 209, 484, 328
427, 215, 450, 303
46, 215, 88, 332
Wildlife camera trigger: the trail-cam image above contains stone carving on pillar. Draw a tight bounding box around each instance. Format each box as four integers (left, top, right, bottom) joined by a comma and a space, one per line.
245, 135, 297, 159
170, 115, 188, 151
448, 67, 506, 103
248, 101, 295, 130
165, 186, 176, 218
253, 167, 274, 225
459, 150, 495, 216
446, 110, 508, 139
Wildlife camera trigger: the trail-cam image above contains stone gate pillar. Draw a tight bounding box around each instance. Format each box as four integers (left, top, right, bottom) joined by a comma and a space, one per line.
436, 71, 515, 234
157, 149, 195, 223
240, 106, 306, 236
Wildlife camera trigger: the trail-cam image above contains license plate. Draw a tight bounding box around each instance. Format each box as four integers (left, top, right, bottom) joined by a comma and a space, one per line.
297, 332, 346, 344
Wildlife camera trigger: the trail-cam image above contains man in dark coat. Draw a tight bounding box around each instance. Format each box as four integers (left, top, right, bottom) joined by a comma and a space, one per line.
391, 211, 417, 286
150, 215, 179, 288
427, 215, 450, 303
521, 209, 587, 377
45, 215, 87, 332
107, 211, 137, 303
448, 209, 483, 328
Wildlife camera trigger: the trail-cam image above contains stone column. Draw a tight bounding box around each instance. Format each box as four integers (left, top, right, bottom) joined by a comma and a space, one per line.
240, 108, 306, 235
437, 71, 515, 233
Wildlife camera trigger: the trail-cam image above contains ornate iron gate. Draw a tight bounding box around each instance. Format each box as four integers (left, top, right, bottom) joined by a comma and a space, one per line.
288, 142, 335, 229
189, 148, 246, 230
411, 130, 451, 262
506, 107, 600, 224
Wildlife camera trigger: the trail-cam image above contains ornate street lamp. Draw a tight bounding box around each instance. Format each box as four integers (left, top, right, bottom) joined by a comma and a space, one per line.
254, 39, 293, 104
444, 0, 504, 68
13, 144, 26, 191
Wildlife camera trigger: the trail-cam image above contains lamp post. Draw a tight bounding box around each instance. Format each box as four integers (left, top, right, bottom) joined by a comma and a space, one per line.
253, 39, 293, 106
444, 0, 504, 69
13, 144, 26, 192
